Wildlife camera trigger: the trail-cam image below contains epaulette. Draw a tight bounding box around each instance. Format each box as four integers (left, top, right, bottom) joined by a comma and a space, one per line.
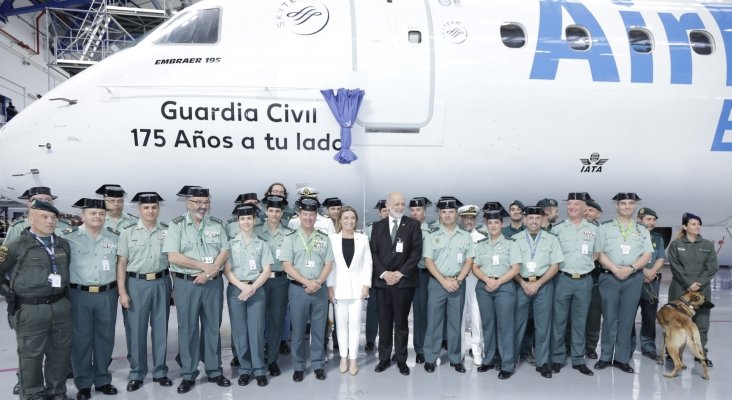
589, 220, 600, 226
286, 230, 298, 236
507, 236, 516, 241
541, 229, 558, 237
172, 215, 185, 225
316, 228, 328, 236
160, 222, 169, 228
227, 217, 237, 224
106, 226, 120, 236
281, 224, 295, 232
477, 228, 490, 236
458, 226, 469, 233
257, 234, 268, 241
9, 217, 27, 227
476, 237, 490, 244
208, 216, 224, 225
61, 226, 78, 235
428, 225, 440, 234
601, 219, 614, 225
121, 221, 137, 230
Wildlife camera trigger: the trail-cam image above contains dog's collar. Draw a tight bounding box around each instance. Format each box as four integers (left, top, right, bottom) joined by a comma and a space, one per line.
678, 297, 693, 309
664, 301, 695, 317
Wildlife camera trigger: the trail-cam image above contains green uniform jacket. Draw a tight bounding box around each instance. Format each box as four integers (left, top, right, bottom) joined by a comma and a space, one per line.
0, 230, 71, 299
667, 235, 718, 299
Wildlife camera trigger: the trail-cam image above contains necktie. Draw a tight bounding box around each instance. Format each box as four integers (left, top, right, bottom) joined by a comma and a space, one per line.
391, 219, 398, 242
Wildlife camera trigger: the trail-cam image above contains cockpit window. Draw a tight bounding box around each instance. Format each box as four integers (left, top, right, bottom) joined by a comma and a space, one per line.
689, 30, 714, 55
628, 28, 653, 54
500, 23, 526, 49
153, 8, 220, 45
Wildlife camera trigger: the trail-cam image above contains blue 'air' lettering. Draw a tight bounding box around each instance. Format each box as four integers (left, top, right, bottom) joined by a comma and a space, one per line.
712, 100, 732, 151
704, 4, 732, 86
531, 0, 619, 82
620, 11, 652, 83
659, 13, 705, 84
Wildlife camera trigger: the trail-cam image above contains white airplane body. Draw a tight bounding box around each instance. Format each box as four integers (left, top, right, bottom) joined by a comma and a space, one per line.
1, 0, 731, 262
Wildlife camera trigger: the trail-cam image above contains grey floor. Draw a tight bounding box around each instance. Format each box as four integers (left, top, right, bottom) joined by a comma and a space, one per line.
2, 267, 731, 399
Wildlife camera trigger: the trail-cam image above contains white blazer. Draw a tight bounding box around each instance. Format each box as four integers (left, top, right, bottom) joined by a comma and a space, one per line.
327, 231, 373, 300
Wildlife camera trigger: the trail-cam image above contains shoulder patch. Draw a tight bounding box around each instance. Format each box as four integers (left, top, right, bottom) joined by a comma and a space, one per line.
106, 226, 120, 236
172, 215, 185, 225
316, 228, 328, 236
208, 216, 224, 225
428, 225, 440, 234
160, 222, 169, 228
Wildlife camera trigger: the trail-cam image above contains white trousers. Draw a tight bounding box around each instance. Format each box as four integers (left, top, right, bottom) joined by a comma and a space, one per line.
334, 298, 364, 359
461, 273, 484, 364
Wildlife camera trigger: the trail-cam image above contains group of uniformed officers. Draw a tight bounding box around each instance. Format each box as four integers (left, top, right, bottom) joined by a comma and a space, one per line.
0, 184, 718, 399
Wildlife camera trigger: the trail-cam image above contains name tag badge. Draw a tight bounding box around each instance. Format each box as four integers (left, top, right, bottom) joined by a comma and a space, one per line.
527, 261, 537, 273
48, 273, 62, 288
305, 260, 315, 268
396, 240, 404, 253
203, 257, 214, 264
620, 245, 631, 255
457, 252, 464, 264
102, 258, 111, 271
276, 248, 281, 259
581, 243, 589, 255
248, 259, 257, 270
492, 255, 500, 266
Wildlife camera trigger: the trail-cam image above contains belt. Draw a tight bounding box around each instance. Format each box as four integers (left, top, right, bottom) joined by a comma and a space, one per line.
16, 292, 65, 305
521, 275, 543, 282
289, 280, 307, 288
70, 281, 117, 293
560, 271, 592, 279
600, 268, 640, 275
233, 280, 255, 285
173, 272, 220, 281
127, 270, 170, 281
269, 271, 285, 278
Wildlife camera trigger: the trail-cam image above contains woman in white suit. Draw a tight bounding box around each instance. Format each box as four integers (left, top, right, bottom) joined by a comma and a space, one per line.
327, 206, 372, 375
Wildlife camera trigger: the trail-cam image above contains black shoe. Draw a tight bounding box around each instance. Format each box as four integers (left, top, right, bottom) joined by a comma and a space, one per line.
126, 380, 143, 392
238, 374, 250, 386
256, 375, 268, 387
315, 369, 326, 380
397, 361, 410, 376
498, 370, 513, 380
391, 354, 398, 362
424, 362, 436, 373
177, 380, 194, 394
586, 349, 598, 359
208, 375, 231, 387
230, 356, 240, 367
12, 381, 19, 395
551, 363, 562, 373
642, 351, 659, 361
365, 342, 375, 352
415, 354, 425, 364
279, 341, 290, 355
477, 364, 494, 372
695, 357, 713, 367
95, 384, 118, 395
268, 362, 281, 376
573, 364, 594, 376
537, 364, 552, 379
76, 388, 91, 400
374, 360, 391, 373
612, 361, 634, 373
293, 371, 304, 382
594, 360, 610, 370
450, 363, 466, 373
153, 376, 173, 387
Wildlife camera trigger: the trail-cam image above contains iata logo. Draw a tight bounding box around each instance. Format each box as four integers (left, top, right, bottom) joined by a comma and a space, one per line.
275, 0, 330, 36
580, 152, 608, 173
441, 21, 467, 44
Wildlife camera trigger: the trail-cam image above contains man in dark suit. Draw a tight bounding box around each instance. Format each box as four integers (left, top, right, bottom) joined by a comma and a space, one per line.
370, 192, 423, 376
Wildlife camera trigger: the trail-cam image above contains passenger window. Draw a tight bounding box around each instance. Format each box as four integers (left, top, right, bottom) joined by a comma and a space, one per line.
566, 25, 590, 51
628, 28, 653, 53
153, 8, 220, 45
500, 23, 526, 49
689, 30, 714, 55
408, 30, 422, 44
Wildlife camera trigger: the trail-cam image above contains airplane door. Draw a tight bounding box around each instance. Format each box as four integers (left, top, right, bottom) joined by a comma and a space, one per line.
352, 0, 433, 130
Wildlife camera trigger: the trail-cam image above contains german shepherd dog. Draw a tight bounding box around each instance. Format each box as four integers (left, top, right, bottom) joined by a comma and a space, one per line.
656, 291, 714, 379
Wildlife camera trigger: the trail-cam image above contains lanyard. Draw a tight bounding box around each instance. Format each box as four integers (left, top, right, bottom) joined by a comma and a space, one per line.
298, 231, 312, 258
31, 232, 58, 274
524, 230, 542, 261
616, 218, 634, 241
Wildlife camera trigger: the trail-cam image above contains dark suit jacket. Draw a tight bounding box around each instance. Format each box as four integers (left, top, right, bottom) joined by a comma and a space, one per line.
370, 215, 423, 289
